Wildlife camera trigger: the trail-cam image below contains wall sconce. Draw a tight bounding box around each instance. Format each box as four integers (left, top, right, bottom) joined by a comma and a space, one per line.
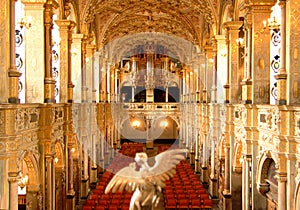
18, 173, 29, 189
159, 120, 168, 128
16, 16, 32, 29
71, 147, 76, 153
54, 157, 59, 164
268, 16, 280, 32
236, 38, 245, 48
132, 120, 140, 129
263, 17, 280, 32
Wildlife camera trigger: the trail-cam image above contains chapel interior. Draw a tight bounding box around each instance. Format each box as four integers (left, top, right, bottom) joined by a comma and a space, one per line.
1, 0, 300, 209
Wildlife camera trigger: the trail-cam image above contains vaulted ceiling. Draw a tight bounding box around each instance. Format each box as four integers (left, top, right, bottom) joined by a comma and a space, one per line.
77, 0, 223, 62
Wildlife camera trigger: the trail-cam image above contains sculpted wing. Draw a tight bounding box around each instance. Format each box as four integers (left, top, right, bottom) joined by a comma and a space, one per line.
145, 149, 187, 187
105, 164, 144, 194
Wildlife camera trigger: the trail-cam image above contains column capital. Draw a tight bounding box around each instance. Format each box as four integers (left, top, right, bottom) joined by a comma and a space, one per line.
223, 21, 243, 31
8, 176, 18, 183
276, 172, 287, 182
55, 19, 75, 31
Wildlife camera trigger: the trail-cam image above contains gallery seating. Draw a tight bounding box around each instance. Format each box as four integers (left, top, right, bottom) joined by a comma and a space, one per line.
82, 143, 213, 209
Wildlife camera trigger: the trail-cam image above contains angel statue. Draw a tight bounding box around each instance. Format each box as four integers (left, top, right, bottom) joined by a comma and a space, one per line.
105, 149, 187, 210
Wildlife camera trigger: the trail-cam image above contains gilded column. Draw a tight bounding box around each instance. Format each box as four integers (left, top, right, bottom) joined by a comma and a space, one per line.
55, 20, 75, 103
241, 13, 253, 104
242, 155, 251, 210
67, 22, 75, 103
44, 0, 58, 103
8, 0, 20, 103
93, 52, 100, 103
8, 174, 18, 210
202, 53, 208, 103
275, 0, 287, 105
81, 36, 88, 102
99, 57, 107, 102
110, 67, 115, 102
223, 21, 243, 104
67, 147, 75, 210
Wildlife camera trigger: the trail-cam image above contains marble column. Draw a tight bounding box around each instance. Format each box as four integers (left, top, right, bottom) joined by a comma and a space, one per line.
23, 1, 45, 103
223, 146, 230, 195
8, 0, 20, 103
67, 147, 75, 210
71, 34, 83, 102
215, 35, 227, 104
55, 20, 75, 103
275, 0, 287, 105
8, 175, 18, 210
45, 155, 55, 210
242, 155, 251, 210
81, 145, 89, 199
223, 21, 243, 104
86, 44, 96, 103
43, 0, 58, 103
277, 173, 287, 210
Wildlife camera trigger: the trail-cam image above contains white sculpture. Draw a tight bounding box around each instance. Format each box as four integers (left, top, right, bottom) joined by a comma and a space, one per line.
105, 149, 187, 210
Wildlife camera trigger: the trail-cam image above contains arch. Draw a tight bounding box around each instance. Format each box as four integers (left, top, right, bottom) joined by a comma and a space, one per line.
220, 2, 234, 35
54, 140, 65, 169
256, 150, 278, 195
18, 149, 40, 191
233, 0, 245, 21
232, 140, 242, 173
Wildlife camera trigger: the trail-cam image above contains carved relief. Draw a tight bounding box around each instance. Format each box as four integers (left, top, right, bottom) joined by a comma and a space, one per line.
258, 106, 279, 132
15, 107, 40, 131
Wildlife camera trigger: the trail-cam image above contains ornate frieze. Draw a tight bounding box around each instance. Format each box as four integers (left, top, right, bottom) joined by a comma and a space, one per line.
257, 106, 279, 132
234, 105, 247, 126
15, 107, 40, 132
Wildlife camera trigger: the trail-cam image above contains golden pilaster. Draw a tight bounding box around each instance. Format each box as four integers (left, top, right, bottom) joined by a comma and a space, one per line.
43, 0, 58, 103
241, 1, 276, 104
55, 20, 75, 103
223, 21, 243, 104
99, 57, 107, 102
81, 35, 88, 103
